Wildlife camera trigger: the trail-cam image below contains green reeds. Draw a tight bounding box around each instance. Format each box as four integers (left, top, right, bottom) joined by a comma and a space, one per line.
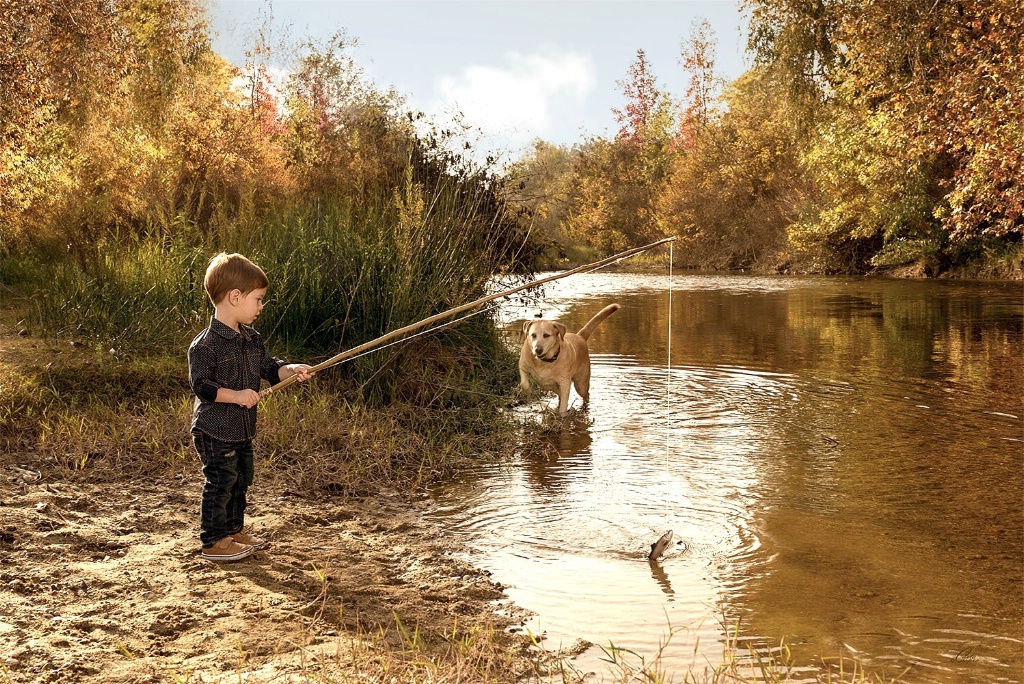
26, 236, 209, 354
10, 167, 530, 404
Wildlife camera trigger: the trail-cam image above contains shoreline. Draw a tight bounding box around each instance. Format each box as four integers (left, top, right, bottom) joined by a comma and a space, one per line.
0, 322, 538, 682
0, 475, 534, 682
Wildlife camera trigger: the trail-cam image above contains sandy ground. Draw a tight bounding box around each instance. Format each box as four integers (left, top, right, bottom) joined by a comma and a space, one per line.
0, 472, 530, 683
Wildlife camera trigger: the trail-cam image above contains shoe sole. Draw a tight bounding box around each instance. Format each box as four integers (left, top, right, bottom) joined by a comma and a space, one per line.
201, 546, 254, 562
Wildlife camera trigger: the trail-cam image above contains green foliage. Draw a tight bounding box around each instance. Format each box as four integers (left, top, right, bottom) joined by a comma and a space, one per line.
790, 102, 944, 273
743, 0, 842, 117
27, 236, 209, 352
743, 0, 1023, 270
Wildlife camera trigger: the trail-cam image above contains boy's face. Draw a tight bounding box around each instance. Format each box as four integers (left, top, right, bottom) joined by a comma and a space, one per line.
233, 287, 267, 325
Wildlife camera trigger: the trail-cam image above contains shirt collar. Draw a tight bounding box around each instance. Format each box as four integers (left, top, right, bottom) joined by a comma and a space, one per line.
210, 317, 252, 341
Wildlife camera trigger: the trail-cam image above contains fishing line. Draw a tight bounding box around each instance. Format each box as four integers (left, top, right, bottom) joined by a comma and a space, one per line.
666, 241, 673, 454
646, 241, 676, 561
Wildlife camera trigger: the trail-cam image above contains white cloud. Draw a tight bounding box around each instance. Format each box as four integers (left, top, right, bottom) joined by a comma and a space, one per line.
426, 49, 596, 162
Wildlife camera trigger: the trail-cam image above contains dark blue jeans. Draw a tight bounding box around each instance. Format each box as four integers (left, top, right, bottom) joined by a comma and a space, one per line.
192, 431, 254, 548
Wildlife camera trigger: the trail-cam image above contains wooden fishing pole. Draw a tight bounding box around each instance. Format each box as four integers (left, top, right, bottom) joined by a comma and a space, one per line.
261, 236, 677, 397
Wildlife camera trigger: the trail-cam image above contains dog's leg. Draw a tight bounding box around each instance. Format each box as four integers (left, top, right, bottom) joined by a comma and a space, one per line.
556, 382, 571, 416
573, 369, 591, 407
518, 368, 532, 401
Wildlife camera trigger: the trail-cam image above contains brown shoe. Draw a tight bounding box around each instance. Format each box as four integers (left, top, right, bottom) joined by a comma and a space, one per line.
231, 529, 267, 550
201, 536, 253, 562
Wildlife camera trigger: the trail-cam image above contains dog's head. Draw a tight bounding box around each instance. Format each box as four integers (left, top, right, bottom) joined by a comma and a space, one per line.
523, 319, 566, 362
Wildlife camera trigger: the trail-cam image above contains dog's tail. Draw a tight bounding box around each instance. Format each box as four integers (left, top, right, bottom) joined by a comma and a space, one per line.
577, 303, 620, 340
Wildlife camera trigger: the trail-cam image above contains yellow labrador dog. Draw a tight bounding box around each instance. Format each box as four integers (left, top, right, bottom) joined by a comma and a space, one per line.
519, 304, 620, 416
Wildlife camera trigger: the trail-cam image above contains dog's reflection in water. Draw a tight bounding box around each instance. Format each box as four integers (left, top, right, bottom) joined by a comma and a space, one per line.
522, 420, 593, 495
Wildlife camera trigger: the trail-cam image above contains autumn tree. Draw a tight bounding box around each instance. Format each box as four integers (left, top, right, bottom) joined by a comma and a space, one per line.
653, 20, 801, 271
561, 136, 622, 252
746, 0, 1023, 271
678, 18, 726, 147
502, 140, 575, 255
561, 50, 676, 254
0, 0, 295, 251
657, 70, 802, 270
285, 31, 416, 204
744, 0, 841, 119
613, 49, 665, 148
837, 0, 1023, 244
0, 0, 127, 248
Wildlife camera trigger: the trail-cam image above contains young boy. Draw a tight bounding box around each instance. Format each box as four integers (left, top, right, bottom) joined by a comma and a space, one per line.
188, 253, 313, 562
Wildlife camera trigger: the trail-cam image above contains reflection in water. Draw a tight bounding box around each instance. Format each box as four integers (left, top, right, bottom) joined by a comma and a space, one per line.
649, 558, 675, 598
429, 273, 1023, 683
522, 425, 593, 495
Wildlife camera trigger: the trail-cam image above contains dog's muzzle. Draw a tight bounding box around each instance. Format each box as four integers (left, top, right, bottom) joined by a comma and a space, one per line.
535, 348, 559, 363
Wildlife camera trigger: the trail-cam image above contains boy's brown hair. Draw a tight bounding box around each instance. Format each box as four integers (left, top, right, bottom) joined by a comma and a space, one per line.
203, 253, 269, 305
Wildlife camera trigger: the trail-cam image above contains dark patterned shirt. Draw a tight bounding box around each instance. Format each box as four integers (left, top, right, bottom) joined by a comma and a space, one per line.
188, 318, 288, 442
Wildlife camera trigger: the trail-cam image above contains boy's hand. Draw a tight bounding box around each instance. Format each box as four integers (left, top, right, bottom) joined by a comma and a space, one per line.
284, 363, 314, 382
235, 389, 261, 408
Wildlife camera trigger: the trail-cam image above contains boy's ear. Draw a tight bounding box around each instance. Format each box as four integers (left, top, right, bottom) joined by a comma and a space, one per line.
227, 288, 243, 305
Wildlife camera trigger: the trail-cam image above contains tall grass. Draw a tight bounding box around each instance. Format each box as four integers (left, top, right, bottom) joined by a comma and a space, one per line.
1, 167, 532, 484
9, 169, 531, 404
22, 235, 209, 353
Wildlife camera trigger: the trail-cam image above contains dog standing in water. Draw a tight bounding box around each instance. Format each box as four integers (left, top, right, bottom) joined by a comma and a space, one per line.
519, 304, 620, 416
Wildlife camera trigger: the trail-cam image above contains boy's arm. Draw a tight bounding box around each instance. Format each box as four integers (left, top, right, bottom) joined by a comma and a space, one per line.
189, 342, 260, 408
188, 342, 221, 404
216, 387, 260, 408
278, 363, 314, 383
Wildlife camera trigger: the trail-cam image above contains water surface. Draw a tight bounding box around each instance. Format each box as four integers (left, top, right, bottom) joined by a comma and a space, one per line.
428, 273, 1023, 682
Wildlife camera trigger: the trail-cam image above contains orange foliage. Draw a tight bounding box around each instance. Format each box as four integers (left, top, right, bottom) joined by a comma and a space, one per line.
840, 0, 1023, 241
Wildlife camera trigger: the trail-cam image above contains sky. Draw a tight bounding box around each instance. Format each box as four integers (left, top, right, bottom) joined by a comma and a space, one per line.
208, 1, 750, 164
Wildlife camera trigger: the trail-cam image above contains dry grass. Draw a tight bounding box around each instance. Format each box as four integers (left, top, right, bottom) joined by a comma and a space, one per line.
0, 333, 515, 495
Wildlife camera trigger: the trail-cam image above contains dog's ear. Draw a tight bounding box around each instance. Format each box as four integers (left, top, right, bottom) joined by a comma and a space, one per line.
522, 320, 533, 335
553, 322, 566, 339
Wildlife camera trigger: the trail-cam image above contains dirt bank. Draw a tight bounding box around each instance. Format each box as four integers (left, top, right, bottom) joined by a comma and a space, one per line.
0, 473, 532, 683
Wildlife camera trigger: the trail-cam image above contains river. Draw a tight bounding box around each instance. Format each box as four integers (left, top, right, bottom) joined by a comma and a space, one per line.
427, 272, 1023, 683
